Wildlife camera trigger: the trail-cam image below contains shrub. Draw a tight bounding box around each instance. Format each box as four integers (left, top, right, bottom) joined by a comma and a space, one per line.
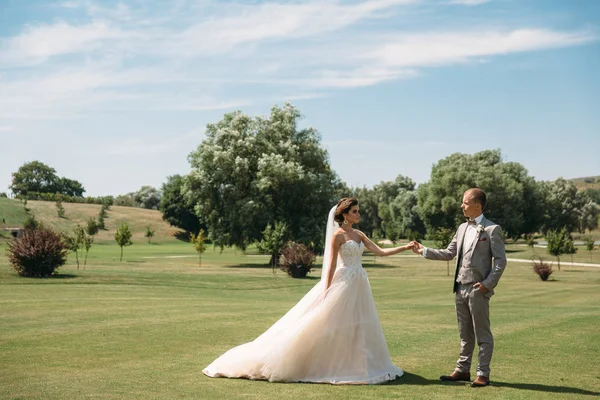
6, 226, 68, 277
87, 217, 99, 236
532, 258, 553, 281
280, 241, 316, 278
23, 215, 40, 230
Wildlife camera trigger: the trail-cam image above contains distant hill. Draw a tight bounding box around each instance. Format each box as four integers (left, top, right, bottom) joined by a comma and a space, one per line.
570, 176, 600, 191
0, 198, 183, 243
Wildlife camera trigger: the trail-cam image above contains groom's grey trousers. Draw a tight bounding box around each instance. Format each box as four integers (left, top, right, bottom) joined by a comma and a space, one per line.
455, 282, 493, 377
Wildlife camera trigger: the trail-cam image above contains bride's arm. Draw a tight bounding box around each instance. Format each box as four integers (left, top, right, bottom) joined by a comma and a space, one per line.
357, 231, 413, 257
325, 234, 341, 290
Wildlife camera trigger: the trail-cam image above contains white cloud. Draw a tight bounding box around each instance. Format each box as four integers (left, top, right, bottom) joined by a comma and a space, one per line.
366, 28, 597, 68
0, 1, 597, 121
0, 21, 123, 65
447, 0, 492, 5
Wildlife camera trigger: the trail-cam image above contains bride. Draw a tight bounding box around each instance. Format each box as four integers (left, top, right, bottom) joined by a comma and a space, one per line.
203, 198, 414, 384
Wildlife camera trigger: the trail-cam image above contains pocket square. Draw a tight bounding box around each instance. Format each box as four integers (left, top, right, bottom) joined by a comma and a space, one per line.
478, 237, 488, 242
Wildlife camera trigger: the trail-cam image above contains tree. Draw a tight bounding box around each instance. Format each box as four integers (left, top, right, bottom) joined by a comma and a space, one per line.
82, 233, 94, 269
257, 221, 288, 273
379, 184, 425, 242
10, 161, 59, 196
132, 186, 162, 210
546, 228, 571, 271
62, 225, 85, 269
584, 188, 600, 205
429, 227, 455, 276
57, 177, 85, 197
583, 236, 595, 262
190, 229, 207, 267
417, 150, 541, 239
86, 218, 99, 236
23, 214, 40, 230
114, 194, 136, 207
160, 174, 204, 235
145, 226, 155, 243
97, 204, 108, 230
55, 195, 65, 218
564, 236, 577, 266
185, 103, 339, 251
540, 178, 588, 234
10, 161, 85, 197
579, 201, 600, 233
115, 223, 133, 261
349, 186, 379, 238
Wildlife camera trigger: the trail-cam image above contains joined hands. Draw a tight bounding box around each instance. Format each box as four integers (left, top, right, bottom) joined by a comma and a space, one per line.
408, 241, 424, 255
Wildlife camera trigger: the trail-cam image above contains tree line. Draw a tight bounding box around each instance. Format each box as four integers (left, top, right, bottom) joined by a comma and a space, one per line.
7, 104, 600, 254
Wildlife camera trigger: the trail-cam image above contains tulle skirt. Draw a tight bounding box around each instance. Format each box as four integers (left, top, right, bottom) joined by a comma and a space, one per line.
202, 265, 403, 384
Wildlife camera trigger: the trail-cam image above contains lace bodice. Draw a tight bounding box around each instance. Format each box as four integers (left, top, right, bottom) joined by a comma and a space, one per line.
336, 240, 366, 282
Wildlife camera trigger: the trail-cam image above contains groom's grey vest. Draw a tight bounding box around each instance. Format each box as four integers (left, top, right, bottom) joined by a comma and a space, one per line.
455, 229, 476, 287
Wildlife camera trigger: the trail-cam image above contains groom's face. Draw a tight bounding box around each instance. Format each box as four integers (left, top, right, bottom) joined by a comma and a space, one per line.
461, 192, 481, 219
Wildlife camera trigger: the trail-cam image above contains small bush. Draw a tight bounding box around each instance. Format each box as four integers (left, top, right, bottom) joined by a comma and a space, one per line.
532, 258, 553, 281
23, 215, 40, 230
6, 226, 68, 277
280, 241, 316, 278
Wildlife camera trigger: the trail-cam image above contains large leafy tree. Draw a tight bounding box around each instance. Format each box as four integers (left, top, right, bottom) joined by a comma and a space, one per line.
417, 150, 540, 239
540, 178, 588, 233
185, 103, 339, 250
10, 161, 85, 197
374, 175, 424, 241
132, 186, 162, 210
160, 174, 204, 235
57, 177, 85, 197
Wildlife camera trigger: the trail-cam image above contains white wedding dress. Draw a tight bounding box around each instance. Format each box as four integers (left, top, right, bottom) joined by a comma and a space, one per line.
202, 236, 404, 384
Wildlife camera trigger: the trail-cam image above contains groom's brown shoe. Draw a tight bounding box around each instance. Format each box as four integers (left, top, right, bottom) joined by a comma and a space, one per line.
470, 375, 490, 387
440, 371, 471, 382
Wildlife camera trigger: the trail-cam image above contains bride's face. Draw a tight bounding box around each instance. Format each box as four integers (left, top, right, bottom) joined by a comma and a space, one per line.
345, 205, 360, 225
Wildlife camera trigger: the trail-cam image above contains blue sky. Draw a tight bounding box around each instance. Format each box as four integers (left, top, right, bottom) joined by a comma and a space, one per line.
1, 0, 599, 196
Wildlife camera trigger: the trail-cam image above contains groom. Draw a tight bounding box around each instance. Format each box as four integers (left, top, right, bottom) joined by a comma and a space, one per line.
411, 188, 506, 387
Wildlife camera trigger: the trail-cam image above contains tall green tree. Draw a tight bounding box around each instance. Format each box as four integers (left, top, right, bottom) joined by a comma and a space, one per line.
10, 161, 85, 197
417, 149, 540, 239
10, 161, 59, 196
579, 201, 599, 233
540, 178, 588, 234
56, 177, 85, 197
185, 103, 339, 251
160, 174, 204, 235
132, 186, 162, 210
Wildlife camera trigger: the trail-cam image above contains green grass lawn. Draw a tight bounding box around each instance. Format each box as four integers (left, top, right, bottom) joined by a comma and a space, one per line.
1, 240, 599, 400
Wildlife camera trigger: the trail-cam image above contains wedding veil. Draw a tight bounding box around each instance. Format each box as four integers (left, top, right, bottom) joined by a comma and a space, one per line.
321, 205, 340, 285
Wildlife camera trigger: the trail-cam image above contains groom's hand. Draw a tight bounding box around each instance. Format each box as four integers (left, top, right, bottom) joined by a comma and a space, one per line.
473, 282, 489, 294
411, 241, 423, 255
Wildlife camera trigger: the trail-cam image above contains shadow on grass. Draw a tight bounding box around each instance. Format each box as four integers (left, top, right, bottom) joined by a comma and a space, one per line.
506, 249, 525, 254
385, 372, 599, 396
173, 231, 190, 242
50, 274, 78, 279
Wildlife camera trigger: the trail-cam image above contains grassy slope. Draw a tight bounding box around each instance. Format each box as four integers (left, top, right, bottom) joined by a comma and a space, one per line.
0, 198, 183, 243
570, 175, 600, 190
